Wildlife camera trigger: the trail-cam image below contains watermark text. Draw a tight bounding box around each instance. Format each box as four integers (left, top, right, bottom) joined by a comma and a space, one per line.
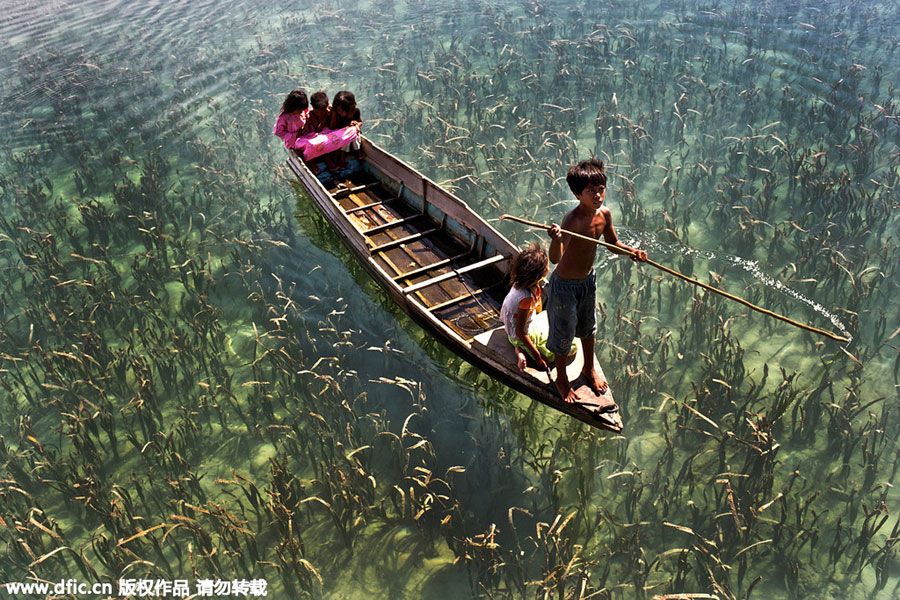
2, 578, 268, 597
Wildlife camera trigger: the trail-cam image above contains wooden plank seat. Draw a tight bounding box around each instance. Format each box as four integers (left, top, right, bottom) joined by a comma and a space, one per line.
402, 254, 507, 295
332, 182, 381, 199
369, 227, 442, 253
363, 213, 425, 235
392, 249, 472, 281
346, 196, 401, 214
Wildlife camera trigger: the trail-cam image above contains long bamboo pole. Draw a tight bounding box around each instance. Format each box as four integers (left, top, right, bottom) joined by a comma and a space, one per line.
499, 214, 850, 343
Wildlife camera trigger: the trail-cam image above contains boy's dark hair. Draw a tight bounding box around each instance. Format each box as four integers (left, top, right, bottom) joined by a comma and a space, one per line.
311, 91, 329, 110
332, 90, 356, 111
566, 158, 607, 196
281, 89, 308, 114
509, 242, 548, 289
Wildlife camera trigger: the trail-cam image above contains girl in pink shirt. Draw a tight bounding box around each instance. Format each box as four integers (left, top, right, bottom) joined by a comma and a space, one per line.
273, 89, 309, 150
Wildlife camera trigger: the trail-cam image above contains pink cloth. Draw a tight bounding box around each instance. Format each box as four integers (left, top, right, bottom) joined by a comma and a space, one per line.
294, 126, 360, 161
273, 109, 309, 149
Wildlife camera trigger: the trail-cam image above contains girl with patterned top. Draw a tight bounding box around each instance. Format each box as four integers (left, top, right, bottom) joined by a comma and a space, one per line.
500, 243, 556, 372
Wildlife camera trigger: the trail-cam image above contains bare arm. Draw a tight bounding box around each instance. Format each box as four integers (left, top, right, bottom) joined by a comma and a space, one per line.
548, 213, 574, 264
602, 208, 647, 261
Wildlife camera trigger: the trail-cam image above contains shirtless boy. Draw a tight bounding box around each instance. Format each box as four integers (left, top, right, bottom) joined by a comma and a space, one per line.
546, 158, 648, 404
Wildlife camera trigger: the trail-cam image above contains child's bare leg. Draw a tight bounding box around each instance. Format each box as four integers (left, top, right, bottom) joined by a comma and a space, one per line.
554, 353, 579, 404
580, 336, 608, 395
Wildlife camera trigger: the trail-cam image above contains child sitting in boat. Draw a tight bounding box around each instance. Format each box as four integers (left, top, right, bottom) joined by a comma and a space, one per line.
326, 90, 363, 170
329, 90, 362, 130
273, 89, 309, 149
500, 243, 558, 373
285, 90, 361, 173
305, 91, 331, 134
304, 91, 331, 173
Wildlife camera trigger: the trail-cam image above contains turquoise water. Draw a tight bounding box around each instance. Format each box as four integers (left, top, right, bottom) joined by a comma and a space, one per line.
1, 0, 899, 598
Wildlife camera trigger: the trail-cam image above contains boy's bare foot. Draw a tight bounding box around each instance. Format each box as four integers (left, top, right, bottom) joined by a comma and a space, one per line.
583, 367, 608, 395
555, 380, 580, 404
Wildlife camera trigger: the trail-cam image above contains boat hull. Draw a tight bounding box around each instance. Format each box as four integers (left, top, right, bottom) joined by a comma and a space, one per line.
287, 139, 623, 432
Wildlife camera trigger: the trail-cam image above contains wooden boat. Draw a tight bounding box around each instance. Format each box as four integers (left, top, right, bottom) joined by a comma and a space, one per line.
286, 138, 623, 432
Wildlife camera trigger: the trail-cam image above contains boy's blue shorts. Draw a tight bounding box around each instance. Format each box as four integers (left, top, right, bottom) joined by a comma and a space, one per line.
545, 270, 597, 356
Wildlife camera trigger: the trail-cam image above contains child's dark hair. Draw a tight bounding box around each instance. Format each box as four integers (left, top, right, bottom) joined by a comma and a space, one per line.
566, 157, 607, 196
281, 89, 308, 114
510, 242, 549, 289
311, 91, 329, 110
332, 90, 356, 112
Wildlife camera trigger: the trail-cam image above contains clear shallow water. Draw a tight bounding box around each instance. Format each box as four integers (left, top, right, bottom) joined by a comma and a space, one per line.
1, 0, 899, 598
